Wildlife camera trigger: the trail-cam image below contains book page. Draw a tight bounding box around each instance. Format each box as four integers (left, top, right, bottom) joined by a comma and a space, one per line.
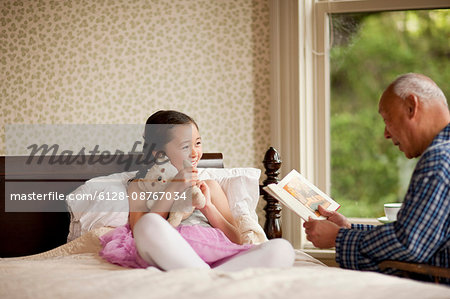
263, 184, 316, 220
267, 169, 340, 220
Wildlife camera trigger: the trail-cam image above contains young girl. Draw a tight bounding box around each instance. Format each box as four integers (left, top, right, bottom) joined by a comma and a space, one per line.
100, 110, 295, 271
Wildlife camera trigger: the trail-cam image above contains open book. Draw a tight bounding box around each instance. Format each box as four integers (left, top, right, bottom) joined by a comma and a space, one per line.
263, 169, 340, 221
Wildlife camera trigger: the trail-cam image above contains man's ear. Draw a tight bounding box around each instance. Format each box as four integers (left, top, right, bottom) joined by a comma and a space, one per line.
405, 94, 419, 119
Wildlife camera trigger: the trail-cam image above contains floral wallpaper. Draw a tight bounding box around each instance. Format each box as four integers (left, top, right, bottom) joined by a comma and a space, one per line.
1, 0, 271, 168
1, 0, 271, 225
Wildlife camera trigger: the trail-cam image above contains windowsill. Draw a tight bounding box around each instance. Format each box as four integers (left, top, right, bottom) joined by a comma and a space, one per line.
303, 249, 338, 267
302, 217, 382, 267
348, 217, 383, 226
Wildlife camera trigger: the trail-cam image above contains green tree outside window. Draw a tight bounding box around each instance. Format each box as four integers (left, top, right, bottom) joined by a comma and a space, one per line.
330, 10, 449, 218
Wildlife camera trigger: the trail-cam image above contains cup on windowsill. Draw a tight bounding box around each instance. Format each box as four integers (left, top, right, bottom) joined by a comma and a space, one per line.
384, 203, 402, 221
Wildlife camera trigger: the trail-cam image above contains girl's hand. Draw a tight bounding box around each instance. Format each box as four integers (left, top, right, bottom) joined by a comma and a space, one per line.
197, 181, 212, 208
171, 166, 198, 191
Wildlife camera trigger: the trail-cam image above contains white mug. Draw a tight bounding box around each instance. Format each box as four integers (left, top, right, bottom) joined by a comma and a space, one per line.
384, 203, 402, 221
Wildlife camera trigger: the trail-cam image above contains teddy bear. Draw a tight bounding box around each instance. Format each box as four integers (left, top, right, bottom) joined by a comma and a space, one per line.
138, 156, 206, 227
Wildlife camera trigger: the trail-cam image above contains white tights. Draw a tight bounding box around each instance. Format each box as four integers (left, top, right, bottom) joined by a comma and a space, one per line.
133, 213, 295, 271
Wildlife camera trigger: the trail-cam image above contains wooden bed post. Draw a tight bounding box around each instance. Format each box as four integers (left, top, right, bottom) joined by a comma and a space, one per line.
260, 147, 282, 239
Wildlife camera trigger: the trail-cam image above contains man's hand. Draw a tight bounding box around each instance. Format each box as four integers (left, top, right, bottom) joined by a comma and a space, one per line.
302, 205, 350, 249
303, 218, 340, 249
317, 205, 351, 229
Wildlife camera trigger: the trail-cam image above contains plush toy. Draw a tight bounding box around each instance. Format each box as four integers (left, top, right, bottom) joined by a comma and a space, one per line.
235, 214, 268, 244
138, 156, 206, 227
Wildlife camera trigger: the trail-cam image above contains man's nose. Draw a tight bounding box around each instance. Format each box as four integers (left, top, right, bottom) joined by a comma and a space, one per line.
384, 127, 391, 139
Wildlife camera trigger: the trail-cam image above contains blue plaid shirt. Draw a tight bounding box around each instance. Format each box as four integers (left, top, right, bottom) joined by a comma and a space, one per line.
335, 123, 450, 280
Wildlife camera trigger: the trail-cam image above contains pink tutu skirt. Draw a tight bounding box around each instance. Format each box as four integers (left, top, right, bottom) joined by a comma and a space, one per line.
99, 224, 253, 268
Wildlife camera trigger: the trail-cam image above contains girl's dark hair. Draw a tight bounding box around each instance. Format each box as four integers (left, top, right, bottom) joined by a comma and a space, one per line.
134, 110, 198, 180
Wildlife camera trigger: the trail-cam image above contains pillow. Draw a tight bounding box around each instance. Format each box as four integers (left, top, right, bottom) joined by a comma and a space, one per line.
66, 171, 137, 242
66, 168, 265, 243
198, 168, 261, 223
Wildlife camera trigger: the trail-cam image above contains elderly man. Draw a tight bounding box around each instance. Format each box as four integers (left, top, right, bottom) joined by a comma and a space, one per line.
304, 73, 449, 280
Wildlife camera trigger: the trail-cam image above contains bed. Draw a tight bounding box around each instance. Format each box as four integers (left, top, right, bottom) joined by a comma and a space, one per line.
1, 148, 449, 299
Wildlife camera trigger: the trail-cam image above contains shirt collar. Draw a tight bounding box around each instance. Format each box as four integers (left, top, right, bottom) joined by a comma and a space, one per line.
428, 123, 450, 149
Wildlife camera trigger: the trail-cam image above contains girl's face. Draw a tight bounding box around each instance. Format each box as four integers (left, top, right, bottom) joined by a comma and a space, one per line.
164, 123, 203, 171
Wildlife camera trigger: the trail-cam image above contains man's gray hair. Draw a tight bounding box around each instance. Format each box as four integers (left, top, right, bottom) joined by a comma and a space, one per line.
391, 73, 447, 106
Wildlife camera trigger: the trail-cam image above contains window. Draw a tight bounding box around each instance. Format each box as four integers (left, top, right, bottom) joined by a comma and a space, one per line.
330, 9, 449, 218
270, 0, 449, 248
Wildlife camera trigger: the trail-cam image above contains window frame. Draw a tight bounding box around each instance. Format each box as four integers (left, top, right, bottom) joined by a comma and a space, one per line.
270, 0, 450, 249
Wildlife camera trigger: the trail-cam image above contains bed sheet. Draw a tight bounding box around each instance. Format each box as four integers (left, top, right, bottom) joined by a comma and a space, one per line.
1, 228, 448, 299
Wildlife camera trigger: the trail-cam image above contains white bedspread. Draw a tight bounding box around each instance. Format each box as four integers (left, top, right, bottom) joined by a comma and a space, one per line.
1, 228, 448, 299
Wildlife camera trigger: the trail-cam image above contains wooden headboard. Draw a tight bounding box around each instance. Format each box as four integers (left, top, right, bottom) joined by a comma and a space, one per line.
0, 148, 283, 257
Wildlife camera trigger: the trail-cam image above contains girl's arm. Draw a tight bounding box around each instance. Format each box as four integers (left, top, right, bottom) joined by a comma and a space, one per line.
128, 182, 186, 231
128, 167, 197, 231
128, 181, 147, 231
199, 180, 242, 244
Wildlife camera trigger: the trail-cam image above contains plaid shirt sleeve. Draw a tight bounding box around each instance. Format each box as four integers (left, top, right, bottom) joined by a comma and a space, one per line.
351, 223, 375, 231
335, 126, 450, 272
